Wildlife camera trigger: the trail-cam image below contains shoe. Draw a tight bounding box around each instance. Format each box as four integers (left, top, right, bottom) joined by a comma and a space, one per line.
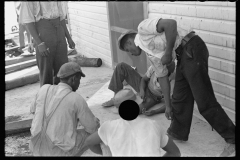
219, 143, 235, 157
102, 98, 114, 107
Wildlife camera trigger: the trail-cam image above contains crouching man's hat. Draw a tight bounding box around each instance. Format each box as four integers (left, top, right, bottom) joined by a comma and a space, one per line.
57, 62, 85, 78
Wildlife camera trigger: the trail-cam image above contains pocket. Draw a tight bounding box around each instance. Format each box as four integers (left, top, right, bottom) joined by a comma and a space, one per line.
184, 45, 194, 59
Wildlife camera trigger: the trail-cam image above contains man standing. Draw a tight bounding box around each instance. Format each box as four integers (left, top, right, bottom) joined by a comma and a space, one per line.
118, 17, 235, 157
14, 1, 32, 54
29, 62, 101, 156
19, 2, 75, 86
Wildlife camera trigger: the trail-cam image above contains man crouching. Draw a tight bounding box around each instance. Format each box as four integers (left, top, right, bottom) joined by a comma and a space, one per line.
29, 62, 101, 156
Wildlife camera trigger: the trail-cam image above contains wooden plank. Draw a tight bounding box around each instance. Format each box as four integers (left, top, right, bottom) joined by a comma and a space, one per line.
211, 80, 235, 99
110, 26, 130, 34
195, 30, 235, 49
68, 8, 108, 22
71, 25, 110, 44
5, 118, 32, 135
143, 2, 149, 19
72, 30, 111, 51
106, 2, 115, 69
70, 20, 109, 37
148, 13, 235, 35
5, 55, 36, 66
68, 3, 107, 15
207, 44, 235, 62
208, 56, 235, 74
68, 14, 109, 29
149, 3, 236, 21
5, 59, 37, 74
208, 68, 235, 87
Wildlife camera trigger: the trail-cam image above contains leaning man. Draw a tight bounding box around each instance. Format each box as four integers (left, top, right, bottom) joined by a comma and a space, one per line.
29, 62, 101, 156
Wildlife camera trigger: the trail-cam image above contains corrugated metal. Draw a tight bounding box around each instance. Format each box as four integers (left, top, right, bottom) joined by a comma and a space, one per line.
67, 2, 112, 68
148, 1, 235, 123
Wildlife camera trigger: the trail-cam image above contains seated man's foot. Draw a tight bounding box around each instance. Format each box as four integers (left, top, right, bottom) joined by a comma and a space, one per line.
17, 47, 24, 53
219, 143, 235, 157
102, 98, 114, 107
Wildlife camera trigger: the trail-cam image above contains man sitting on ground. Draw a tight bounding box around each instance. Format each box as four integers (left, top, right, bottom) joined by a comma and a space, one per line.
81, 109, 181, 157
29, 62, 101, 156
102, 61, 175, 116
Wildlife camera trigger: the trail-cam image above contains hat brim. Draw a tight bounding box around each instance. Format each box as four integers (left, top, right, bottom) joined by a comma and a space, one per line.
118, 30, 137, 51
80, 72, 85, 77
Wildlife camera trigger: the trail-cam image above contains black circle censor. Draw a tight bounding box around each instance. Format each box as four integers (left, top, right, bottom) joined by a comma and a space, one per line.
118, 100, 139, 121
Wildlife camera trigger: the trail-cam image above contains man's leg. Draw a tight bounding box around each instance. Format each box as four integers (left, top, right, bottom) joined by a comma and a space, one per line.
53, 20, 68, 85
167, 58, 195, 141
18, 23, 25, 53
102, 62, 142, 107
183, 36, 235, 156
35, 19, 57, 86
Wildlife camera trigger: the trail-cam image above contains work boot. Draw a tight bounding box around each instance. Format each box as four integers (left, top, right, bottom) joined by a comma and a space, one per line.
219, 143, 235, 157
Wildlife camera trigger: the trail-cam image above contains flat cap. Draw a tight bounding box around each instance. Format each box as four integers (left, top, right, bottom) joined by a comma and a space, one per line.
118, 29, 137, 51
57, 62, 85, 79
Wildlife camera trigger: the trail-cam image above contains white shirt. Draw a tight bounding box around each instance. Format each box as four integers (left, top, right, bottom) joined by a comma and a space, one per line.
30, 83, 99, 152
146, 65, 175, 97
19, 2, 67, 24
135, 17, 192, 77
98, 116, 169, 156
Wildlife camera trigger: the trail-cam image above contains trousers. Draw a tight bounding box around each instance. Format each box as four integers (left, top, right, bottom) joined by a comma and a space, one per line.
35, 18, 68, 86
167, 35, 235, 144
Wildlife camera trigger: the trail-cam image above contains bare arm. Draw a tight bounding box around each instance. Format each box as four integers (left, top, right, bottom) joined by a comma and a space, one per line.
158, 75, 172, 120
156, 19, 178, 65
162, 136, 181, 157
60, 19, 75, 49
82, 131, 103, 155
139, 75, 150, 101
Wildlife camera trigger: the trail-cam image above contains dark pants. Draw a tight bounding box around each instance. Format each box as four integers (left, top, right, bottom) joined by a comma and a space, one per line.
35, 18, 68, 86
108, 62, 162, 110
167, 35, 235, 144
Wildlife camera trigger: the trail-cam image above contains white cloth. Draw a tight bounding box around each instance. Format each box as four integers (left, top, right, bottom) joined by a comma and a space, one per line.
30, 83, 99, 154
98, 117, 169, 156
134, 17, 192, 77
19, 1, 67, 24
146, 65, 176, 97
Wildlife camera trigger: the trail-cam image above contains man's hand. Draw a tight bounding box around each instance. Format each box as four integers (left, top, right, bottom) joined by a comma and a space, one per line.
143, 109, 155, 116
161, 51, 172, 65
165, 106, 173, 120
139, 89, 146, 102
38, 42, 50, 57
67, 37, 75, 49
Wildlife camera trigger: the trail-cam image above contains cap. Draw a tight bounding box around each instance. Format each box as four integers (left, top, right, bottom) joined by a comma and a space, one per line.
57, 62, 85, 79
118, 29, 137, 51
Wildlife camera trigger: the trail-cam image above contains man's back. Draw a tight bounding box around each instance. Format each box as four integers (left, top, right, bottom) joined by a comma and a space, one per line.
98, 117, 168, 156
30, 83, 99, 156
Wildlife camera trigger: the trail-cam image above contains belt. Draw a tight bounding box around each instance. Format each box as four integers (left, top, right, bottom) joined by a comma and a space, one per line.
181, 31, 196, 47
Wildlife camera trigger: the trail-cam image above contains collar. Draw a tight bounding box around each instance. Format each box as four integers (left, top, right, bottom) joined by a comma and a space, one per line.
58, 82, 73, 91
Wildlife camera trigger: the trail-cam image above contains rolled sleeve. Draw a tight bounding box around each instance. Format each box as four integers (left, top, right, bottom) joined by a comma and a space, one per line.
76, 98, 99, 134
138, 17, 161, 35
19, 2, 39, 24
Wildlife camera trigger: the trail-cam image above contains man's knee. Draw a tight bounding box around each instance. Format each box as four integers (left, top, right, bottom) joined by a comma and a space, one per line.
116, 62, 129, 71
